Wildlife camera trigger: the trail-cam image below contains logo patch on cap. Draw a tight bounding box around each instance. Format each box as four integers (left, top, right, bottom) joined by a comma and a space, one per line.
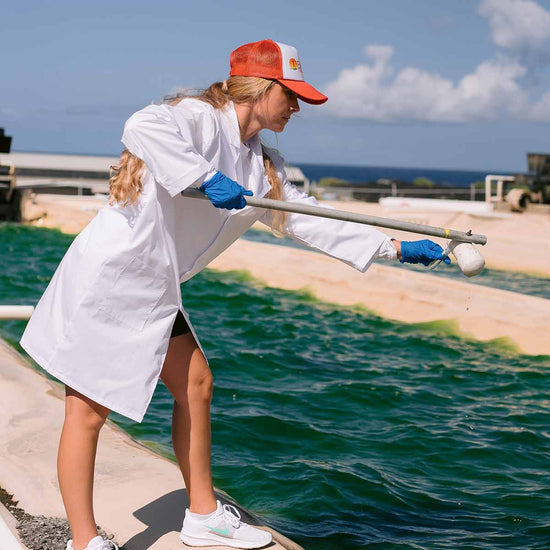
288, 58, 301, 71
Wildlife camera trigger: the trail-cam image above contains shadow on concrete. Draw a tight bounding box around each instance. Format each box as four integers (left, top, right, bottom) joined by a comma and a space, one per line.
121, 489, 274, 549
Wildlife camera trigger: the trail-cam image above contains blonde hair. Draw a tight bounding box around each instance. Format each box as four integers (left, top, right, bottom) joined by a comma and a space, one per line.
109, 76, 286, 233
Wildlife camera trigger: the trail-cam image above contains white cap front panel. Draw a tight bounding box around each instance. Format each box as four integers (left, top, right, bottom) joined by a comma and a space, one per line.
276, 41, 305, 81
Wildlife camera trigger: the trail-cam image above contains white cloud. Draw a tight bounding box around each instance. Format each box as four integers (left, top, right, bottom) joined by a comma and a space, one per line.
528, 90, 550, 121
322, 48, 531, 123
321, 0, 550, 124
479, 0, 550, 52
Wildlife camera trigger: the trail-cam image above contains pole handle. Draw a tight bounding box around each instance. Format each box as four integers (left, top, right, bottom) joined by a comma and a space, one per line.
181, 188, 487, 245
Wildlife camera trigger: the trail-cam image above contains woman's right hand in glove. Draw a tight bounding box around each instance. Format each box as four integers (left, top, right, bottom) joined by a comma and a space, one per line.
199, 171, 253, 210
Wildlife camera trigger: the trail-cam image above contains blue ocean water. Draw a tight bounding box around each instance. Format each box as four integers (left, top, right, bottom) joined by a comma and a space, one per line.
294, 163, 493, 187
1, 223, 549, 550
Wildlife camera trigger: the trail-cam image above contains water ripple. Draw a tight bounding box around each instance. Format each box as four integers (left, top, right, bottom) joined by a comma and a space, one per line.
1, 224, 550, 550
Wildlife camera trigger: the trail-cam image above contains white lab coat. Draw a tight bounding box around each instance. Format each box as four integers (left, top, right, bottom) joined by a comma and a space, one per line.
20, 99, 396, 422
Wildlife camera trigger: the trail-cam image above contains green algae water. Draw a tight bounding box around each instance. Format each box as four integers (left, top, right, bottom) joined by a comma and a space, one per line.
1, 223, 549, 550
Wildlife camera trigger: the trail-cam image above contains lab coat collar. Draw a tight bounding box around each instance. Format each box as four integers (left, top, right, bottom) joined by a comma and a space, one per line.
222, 102, 261, 156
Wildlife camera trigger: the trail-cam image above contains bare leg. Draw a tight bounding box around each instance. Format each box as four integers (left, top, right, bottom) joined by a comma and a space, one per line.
160, 332, 217, 514
57, 386, 110, 550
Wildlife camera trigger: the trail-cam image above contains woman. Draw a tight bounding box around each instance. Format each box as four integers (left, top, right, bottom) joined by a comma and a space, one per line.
20, 39, 448, 550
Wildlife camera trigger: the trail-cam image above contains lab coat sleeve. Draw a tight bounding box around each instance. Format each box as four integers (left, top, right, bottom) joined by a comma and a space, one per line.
121, 102, 218, 197
258, 152, 397, 272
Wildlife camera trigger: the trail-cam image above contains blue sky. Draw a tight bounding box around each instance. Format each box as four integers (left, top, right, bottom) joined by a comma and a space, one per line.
2, 0, 550, 171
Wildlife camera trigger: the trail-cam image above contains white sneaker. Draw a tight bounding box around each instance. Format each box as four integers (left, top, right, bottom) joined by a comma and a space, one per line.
180, 500, 272, 549
67, 535, 119, 550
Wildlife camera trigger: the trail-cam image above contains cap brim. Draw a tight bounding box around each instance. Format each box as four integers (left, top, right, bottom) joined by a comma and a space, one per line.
278, 79, 328, 105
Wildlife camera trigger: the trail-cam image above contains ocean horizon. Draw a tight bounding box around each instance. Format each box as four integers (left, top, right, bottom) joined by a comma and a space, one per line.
294, 162, 499, 188
10, 149, 502, 188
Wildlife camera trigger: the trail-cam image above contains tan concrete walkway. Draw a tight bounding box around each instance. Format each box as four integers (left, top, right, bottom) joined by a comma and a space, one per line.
320, 200, 550, 276
0, 338, 302, 550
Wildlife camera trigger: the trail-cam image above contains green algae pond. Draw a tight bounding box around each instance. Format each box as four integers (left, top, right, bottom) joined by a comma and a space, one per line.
1, 223, 549, 550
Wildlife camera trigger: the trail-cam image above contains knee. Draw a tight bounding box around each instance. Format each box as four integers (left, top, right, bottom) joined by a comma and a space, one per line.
186, 369, 214, 404
64, 389, 109, 433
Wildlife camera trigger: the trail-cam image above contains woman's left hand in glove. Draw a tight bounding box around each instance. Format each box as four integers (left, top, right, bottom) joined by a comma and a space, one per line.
395, 239, 451, 266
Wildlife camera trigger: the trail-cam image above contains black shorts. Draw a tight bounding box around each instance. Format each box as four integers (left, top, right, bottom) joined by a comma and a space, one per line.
170, 310, 192, 338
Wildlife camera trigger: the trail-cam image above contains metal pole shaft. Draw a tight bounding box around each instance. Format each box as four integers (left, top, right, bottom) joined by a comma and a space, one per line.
181, 189, 487, 245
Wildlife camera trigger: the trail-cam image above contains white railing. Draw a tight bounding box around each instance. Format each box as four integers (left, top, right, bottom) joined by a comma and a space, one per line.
314, 185, 489, 201
0, 306, 34, 320
485, 174, 516, 205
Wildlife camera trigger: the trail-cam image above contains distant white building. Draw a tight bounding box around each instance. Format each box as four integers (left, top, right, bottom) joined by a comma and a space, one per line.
284, 164, 310, 192
0, 152, 311, 195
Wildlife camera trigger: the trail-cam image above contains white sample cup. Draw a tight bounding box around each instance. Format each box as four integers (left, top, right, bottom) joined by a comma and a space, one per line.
449, 240, 485, 277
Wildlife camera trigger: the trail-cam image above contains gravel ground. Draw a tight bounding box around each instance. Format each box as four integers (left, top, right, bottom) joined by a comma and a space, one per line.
0, 486, 120, 549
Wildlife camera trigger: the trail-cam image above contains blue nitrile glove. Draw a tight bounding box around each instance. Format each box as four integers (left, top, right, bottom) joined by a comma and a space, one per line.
400, 239, 451, 266
199, 171, 253, 210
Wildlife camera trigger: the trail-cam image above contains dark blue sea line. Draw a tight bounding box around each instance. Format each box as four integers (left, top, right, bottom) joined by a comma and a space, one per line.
11, 151, 497, 188
294, 163, 498, 187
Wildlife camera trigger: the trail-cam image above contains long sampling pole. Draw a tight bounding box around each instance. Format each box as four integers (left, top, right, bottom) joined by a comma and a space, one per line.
181, 189, 487, 245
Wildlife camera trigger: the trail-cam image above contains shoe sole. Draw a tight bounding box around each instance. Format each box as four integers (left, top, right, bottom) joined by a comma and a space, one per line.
180, 530, 271, 549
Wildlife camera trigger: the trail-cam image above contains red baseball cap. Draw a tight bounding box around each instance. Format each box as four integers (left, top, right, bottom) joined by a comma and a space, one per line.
230, 40, 328, 105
